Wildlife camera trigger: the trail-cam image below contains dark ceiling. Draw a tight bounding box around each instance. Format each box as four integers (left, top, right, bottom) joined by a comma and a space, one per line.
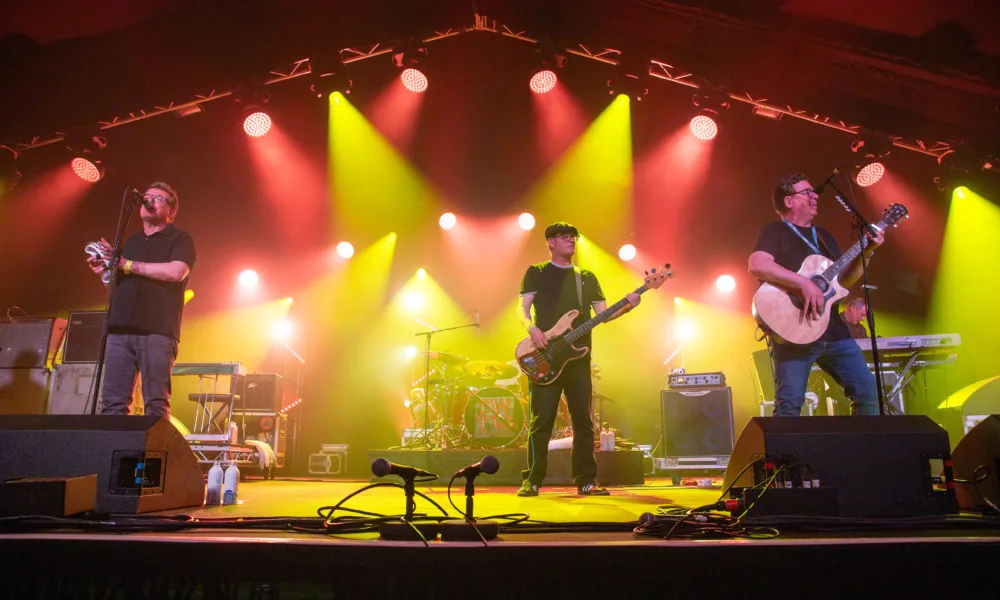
1, 0, 998, 153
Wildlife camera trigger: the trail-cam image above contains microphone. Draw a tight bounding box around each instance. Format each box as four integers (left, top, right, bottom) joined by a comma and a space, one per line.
474, 309, 480, 337
130, 187, 154, 211
371, 458, 436, 479
814, 167, 840, 195
454, 455, 499, 479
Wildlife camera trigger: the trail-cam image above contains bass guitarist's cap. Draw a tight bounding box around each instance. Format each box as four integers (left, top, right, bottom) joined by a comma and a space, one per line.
544, 222, 579, 239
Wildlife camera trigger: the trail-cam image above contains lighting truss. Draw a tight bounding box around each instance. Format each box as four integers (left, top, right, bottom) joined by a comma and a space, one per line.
2, 12, 960, 166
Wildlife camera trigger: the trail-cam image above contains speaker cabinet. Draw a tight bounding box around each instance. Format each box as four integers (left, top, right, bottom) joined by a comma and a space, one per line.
239, 374, 283, 413
63, 311, 107, 364
0, 415, 205, 514
0, 368, 50, 415
723, 416, 957, 517
660, 387, 734, 458
0, 318, 67, 368
952, 415, 1000, 512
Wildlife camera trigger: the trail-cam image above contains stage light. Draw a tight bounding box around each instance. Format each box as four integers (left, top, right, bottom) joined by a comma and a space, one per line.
242, 109, 272, 138
607, 72, 648, 102
851, 134, 893, 188
618, 244, 637, 261
518, 212, 536, 230
401, 291, 425, 312
272, 319, 295, 342
0, 145, 21, 193
336, 241, 355, 258
673, 319, 697, 344
238, 269, 259, 289
403, 346, 418, 360
400, 68, 428, 93
716, 274, 736, 293
689, 92, 730, 141
417, 268, 427, 280
530, 70, 558, 94
309, 56, 353, 100
689, 112, 718, 141
439, 212, 457, 230
65, 130, 107, 182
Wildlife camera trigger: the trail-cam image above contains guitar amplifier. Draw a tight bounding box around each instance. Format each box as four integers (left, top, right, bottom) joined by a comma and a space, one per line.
63, 311, 107, 364
668, 371, 726, 388
237, 373, 284, 413
0, 318, 67, 369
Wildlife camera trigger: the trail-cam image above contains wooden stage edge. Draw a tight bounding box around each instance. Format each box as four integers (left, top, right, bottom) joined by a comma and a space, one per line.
2, 479, 1000, 598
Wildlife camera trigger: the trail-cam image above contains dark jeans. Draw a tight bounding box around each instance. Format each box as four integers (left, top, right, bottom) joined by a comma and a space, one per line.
771, 338, 879, 417
100, 333, 177, 420
521, 358, 597, 487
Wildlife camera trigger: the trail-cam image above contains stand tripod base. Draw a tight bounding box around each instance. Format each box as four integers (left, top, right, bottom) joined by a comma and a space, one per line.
378, 520, 441, 541
439, 518, 499, 541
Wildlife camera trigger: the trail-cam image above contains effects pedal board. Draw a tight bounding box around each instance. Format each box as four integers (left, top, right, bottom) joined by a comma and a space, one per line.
668, 371, 726, 388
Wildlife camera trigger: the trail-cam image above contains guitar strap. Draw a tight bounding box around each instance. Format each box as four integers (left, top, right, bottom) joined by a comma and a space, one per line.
573, 266, 583, 309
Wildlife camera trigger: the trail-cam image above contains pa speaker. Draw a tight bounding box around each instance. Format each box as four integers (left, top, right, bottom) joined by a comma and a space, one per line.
660, 387, 734, 458
0, 415, 205, 514
722, 416, 957, 517
951, 415, 1000, 512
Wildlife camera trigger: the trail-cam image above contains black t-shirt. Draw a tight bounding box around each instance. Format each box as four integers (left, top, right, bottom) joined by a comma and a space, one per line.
109, 224, 196, 342
752, 220, 850, 342
520, 262, 606, 355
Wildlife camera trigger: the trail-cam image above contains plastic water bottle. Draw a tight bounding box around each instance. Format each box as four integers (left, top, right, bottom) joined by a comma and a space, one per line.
206, 461, 224, 505
607, 429, 616, 451
229, 421, 239, 444
599, 428, 609, 451
223, 462, 240, 505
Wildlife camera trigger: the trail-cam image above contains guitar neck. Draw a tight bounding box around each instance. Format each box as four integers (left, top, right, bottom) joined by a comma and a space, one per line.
564, 284, 648, 343
820, 217, 888, 281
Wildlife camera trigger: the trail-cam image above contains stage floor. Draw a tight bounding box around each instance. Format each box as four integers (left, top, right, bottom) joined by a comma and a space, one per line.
4, 478, 1000, 598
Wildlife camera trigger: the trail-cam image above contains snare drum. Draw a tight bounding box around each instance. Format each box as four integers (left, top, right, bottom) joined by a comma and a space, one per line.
462, 386, 525, 449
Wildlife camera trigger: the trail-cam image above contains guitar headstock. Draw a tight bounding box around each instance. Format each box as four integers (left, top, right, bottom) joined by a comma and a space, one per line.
880, 203, 909, 227
644, 264, 672, 290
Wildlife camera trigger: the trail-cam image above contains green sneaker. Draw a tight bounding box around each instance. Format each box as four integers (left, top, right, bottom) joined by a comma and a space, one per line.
517, 481, 539, 497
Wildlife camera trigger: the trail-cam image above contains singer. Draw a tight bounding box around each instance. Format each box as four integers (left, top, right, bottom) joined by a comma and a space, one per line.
85, 182, 196, 420
748, 173, 882, 417
516, 222, 639, 496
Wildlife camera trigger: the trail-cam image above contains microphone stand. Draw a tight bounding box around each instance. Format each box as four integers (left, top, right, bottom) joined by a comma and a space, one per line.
89, 187, 143, 415
378, 472, 443, 541
413, 321, 478, 449
440, 472, 500, 541
828, 181, 888, 416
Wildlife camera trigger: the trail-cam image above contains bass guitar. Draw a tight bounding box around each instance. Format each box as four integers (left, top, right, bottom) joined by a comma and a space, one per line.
515, 265, 671, 385
752, 203, 908, 344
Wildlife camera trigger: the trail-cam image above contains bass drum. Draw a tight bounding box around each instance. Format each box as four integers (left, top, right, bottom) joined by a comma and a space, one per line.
463, 387, 525, 449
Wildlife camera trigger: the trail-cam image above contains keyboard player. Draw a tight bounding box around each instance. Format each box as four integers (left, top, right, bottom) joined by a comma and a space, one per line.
840, 297, 869, 339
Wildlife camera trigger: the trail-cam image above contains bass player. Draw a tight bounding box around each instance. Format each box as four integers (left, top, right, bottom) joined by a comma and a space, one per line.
516, 222, 640, 496
749, 173, 883, 417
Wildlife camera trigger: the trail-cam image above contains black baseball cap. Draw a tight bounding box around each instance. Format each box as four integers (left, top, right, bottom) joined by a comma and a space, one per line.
544, 222, 579, 239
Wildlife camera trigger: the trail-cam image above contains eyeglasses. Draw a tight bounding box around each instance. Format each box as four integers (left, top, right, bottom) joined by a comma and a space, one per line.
790, 188, 818, 199
549, 233, 579, 241
143, 195, 172, 206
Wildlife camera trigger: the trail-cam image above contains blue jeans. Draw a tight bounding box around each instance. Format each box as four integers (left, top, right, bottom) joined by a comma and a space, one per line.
771, 338, 879, 417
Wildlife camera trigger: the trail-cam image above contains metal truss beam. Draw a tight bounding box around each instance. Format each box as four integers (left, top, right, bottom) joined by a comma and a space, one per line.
5, 13, 958, 163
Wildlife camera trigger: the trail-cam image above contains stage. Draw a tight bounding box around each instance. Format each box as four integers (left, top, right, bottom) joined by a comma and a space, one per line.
3, 477, 1000, 599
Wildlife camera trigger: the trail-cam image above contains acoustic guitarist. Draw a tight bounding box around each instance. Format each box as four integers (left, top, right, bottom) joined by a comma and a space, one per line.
748, 173, 883, 417
516, 222, 640, 496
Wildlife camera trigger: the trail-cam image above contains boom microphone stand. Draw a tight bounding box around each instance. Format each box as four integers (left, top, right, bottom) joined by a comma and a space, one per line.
89, 187, 144, 415
827, 179, 888, 416
413, 319, 478, 449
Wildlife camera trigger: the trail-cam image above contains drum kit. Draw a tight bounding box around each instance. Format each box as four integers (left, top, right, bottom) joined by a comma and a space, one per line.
407, 351, 606, 450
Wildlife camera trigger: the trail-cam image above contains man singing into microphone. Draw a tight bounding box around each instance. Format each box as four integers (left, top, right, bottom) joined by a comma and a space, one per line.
85, 182, 195, 420
748, 173, 882, 417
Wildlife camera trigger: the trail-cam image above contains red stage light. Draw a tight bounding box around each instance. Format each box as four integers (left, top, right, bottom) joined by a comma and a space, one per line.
855, 162, 885, 187
243, 111, 272, 137
716, 275, 736, 293
689, 115, 718, 141
518, 213, 536, 230
238, 269, 259, 289
400, 68, 428, 93
70, 157, 103, 182
439, 212, 457, 230
530, 70, 558, 94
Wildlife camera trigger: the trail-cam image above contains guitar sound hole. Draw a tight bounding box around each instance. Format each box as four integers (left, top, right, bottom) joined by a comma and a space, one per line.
810, 276, 829, 293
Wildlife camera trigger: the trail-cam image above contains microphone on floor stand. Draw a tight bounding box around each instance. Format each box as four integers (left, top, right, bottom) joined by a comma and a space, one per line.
440, 456, 501, 542
371, 458, 442, 541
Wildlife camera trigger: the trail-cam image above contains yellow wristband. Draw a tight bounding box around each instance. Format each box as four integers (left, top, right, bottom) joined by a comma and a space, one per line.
124, 260, 133, 275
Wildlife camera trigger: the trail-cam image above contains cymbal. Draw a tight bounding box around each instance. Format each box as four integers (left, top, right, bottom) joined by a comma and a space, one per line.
424, 351, 469, 366
462, 360, 519, 380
